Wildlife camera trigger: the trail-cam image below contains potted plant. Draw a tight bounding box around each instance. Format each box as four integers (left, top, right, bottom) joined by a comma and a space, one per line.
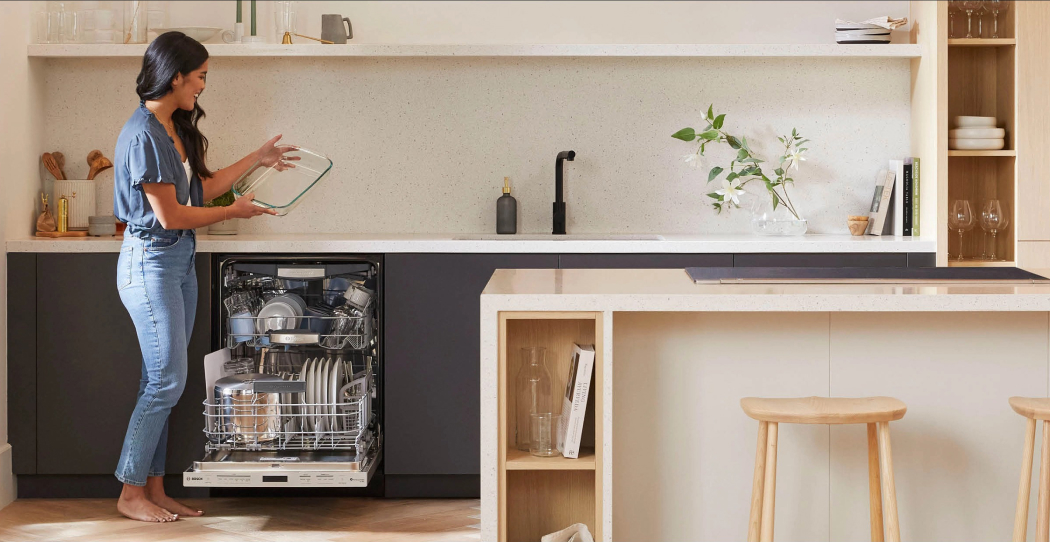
205, 190, 238, 235
673, 105, 811, 235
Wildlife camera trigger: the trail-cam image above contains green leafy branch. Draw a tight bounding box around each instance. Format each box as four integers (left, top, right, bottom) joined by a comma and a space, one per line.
672, 105, 809, 219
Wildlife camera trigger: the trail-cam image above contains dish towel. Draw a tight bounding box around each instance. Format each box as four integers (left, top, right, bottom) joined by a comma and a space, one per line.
541, 523, 594, 542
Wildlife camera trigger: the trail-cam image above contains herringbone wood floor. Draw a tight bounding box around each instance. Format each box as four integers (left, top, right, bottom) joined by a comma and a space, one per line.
0, 497, 480, 542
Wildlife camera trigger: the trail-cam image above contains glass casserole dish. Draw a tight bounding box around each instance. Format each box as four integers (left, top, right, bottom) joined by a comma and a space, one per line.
232, 147, 333, 216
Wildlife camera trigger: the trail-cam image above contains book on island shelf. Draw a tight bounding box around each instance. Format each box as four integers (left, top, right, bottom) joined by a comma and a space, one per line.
866, 168, 896, 235
556, 343, 595, 459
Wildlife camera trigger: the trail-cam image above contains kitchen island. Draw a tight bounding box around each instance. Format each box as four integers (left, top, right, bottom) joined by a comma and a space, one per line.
480, 269, 1050, 541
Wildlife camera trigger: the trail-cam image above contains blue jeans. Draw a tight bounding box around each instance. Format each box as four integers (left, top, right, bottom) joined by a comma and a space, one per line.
114, 231, 197, 486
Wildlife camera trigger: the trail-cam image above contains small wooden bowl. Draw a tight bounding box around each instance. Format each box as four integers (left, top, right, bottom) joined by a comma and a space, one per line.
848, 216, 870, 236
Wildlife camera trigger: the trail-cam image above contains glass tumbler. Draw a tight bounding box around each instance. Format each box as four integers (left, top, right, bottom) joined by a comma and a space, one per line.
515, 347, 552, 452
274, 1, 298, 44
529, 413, 560, 457
122, 0, 148, 44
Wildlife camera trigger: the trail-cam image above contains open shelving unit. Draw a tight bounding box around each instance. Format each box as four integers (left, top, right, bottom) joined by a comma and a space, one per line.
26, 42, 923, 58
945, 8, 1017, 267
498, 312, 604, 542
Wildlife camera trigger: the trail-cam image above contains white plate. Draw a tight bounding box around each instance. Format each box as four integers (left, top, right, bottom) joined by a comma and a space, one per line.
297, 359, 310, 433
329, 360, 344, 431
303, 358, 315, 432
954, 115, 997, 128
949, 138, 1005, 150
950, 127, 1006, 139
257, 299, 299, 333
152, 26, 222, 43
317, 358, 330, 428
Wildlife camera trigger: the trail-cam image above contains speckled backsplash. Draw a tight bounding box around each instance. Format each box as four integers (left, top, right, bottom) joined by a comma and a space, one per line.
43, 56, 910, 234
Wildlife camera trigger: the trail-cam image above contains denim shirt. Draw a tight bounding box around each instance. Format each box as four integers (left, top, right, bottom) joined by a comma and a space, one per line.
113, 103, 204, 237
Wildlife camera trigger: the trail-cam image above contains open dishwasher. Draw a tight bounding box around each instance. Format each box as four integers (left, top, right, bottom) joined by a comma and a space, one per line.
184, 255, 382, 488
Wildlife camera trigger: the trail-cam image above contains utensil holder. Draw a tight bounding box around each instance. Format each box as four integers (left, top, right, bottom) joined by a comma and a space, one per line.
53, 180, 96, 230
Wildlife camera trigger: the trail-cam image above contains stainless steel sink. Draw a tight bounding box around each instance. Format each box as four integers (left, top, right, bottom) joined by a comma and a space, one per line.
453, 234, 664, 241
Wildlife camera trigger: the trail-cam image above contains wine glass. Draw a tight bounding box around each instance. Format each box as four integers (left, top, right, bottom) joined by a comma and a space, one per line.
961, 0, 985, 38
948, 0, 961, 38
987, 0, 1010, 38
980, 199, 1010, 261
948, 200, 976, 261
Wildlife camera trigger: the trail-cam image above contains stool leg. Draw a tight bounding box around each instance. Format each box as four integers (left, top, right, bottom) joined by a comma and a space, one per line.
1037, 420, 1050, 542
1015, 417, 1037, 542
760, 422, 779, 542
748, 421, 769, 542
867, 423, 884, 542
877, 421, 901, 542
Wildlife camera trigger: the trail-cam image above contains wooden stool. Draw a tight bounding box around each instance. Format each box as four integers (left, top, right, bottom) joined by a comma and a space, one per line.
1009, 397, 1050, 542
741, 396, 907, 542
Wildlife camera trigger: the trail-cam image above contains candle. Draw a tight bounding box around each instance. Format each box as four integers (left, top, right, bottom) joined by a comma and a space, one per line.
236, 0, 241, 23
250, 0, 256, 35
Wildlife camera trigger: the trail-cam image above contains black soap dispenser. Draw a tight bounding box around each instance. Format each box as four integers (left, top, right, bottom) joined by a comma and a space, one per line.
496, 177, 517, 234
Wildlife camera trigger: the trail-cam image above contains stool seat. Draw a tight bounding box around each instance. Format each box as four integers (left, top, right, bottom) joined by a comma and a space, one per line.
741, 396, 907, 424
1009, 396, 1050, 420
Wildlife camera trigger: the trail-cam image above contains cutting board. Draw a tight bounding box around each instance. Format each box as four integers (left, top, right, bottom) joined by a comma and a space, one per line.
35, 231, 88, 238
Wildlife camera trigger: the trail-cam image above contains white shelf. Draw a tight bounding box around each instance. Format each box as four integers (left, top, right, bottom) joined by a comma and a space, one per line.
27, 43, 923, 59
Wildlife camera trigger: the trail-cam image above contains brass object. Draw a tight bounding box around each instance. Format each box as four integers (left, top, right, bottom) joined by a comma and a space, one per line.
294, 33, 333, 44
282, 31, 293, 44
57, 197, 69, 232
36, 192, 56, 232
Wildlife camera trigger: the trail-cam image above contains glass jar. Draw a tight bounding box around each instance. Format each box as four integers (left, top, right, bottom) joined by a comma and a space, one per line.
122, 0, 148, 44
750, 195, 807, 236
274, 1, 298, 44
146, 0, 169, 41
515, 347, 553, 452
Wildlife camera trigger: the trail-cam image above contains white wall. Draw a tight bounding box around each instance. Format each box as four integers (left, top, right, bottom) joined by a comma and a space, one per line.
0, 0, 42, 509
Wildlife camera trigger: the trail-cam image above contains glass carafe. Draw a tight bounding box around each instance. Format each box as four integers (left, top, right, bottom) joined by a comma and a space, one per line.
515, 347, 553, 452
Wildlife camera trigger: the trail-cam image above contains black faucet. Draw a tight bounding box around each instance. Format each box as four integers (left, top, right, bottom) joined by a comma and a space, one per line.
553, 150, 576, 235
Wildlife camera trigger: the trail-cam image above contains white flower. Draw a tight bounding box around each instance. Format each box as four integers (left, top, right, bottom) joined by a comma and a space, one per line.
683, 153, 702, 169
715, 178, 746, 205
785, 148, 807, 171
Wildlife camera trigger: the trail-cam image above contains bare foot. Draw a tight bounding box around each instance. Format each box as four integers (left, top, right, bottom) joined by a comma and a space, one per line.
147, 492, 203, 518
117, 492, 178, 523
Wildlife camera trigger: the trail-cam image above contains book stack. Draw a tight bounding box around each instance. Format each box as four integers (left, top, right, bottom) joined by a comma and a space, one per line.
835, 17, 906, 44
950, 116, 1006, 150
866, 158, 921, 236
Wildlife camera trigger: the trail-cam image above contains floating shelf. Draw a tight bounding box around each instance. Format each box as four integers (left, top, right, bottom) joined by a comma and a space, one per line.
948, 38, 1016, 46
27, 43, 923, 58
948, 150, 1016, 157
947, 260, 1016, 267
506, 448, 596, 471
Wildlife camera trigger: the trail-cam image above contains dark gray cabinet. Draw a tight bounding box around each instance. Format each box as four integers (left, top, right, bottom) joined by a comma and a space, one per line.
9, 253, 210, 477
383, 253, 559, 484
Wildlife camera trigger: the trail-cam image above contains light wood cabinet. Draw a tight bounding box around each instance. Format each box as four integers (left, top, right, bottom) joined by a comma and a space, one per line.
498, 312, 605, 541
1015, 1, 1050, 245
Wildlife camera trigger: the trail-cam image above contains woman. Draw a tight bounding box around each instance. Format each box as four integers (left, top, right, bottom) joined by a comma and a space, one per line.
113, 32, 292, 522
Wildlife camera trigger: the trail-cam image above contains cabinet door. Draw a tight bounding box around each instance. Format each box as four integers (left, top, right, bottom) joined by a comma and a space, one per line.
384, 253, 558, 476
1017, 1, 1050, 241
8, 254, 37, 474
35, 253, 211, 474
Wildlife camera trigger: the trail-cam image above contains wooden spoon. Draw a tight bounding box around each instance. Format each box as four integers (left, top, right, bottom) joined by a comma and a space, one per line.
52, 152, 67, 180
41, 153, 64, 180
87, 151, 113, 180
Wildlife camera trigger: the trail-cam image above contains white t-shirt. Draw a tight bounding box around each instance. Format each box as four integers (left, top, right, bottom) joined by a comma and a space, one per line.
182, 159, 193, 206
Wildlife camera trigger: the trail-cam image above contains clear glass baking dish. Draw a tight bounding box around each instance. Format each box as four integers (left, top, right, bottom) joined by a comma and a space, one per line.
232, 147, 333, 216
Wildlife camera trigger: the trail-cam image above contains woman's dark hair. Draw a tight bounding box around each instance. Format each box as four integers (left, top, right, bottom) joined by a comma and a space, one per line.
136, 32, 212, 178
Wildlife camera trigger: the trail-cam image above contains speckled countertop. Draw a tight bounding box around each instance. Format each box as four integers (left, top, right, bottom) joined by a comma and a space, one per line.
479, 268, 1050, 312
6, 233, 935, 254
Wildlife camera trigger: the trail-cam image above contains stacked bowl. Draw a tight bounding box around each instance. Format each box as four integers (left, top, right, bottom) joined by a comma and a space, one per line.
950, 116, 1006, 150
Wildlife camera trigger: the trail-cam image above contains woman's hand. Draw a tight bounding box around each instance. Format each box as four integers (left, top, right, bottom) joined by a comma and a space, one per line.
227, 193, 278, 219
256, 134, 299, 171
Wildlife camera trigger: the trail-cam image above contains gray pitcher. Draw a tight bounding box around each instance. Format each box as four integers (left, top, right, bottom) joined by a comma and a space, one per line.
321, 14, 352, 43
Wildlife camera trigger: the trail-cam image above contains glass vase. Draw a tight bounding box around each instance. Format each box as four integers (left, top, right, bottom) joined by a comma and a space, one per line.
750, 196, 807, 236
515, 347, 553, 452
122, 0, 148, 44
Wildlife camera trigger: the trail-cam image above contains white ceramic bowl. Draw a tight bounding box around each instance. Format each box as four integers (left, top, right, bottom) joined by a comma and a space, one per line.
954, 116, 997, 128
949, 127, 1006, 139
949, 138, 1005, 150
